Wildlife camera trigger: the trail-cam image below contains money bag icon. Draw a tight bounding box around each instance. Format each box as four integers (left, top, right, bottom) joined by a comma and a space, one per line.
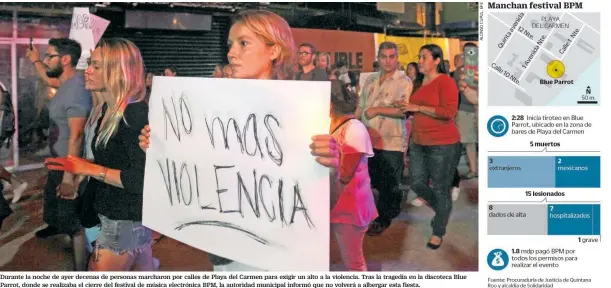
491, 251, 505, 267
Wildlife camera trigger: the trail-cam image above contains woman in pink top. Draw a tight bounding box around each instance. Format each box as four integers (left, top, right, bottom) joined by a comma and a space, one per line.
329, 80, 378, 271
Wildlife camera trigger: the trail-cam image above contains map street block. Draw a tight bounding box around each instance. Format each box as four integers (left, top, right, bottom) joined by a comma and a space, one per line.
488, 12, 600, 106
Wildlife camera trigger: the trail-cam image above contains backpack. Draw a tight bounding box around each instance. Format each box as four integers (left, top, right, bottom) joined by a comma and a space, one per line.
0, 88, 16, 147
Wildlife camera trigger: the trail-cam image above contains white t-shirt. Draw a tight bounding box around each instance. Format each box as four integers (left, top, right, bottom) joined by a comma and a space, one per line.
330, 119, 378, 226
84, 105, 103, 160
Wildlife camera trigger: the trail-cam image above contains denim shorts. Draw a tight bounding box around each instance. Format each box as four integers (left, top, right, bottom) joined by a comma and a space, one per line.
95, 214, 152, 256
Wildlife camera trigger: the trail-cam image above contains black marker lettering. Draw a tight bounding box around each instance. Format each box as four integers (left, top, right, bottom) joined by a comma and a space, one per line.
157, 159, 173, 205
71, 14, 92, 30
277, 178, 288, 226
162, 97, 181, 141
290, 182, 314, 228
172, 160, 180, 204
258, 175, 276, 221
179, 163, 193, 206
205, 117, 245, 151
175, 220, 276, 246
155, 104, 309, 232
237, 170, 260, 218
172, 162, 312, 230
179, 94, 193, 135
243, 114, 263, 158
195, 164, 216, 210
264, 114, 283, 167
226, 118, 244, 151
204, 117, 219, 148
214, 165, 235, 213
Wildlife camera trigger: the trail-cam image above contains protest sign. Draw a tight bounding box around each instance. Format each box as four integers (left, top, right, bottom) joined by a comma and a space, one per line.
90, 14, 110, 46
69, 7, 109, 69
142, 77, 332, 271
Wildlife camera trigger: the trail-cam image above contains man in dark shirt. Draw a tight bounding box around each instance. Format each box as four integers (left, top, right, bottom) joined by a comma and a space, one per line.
295, 43, 328, 81
37, 38, 92, 237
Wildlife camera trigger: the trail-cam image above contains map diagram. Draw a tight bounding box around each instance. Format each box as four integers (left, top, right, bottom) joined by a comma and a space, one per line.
488, 12, 600, 106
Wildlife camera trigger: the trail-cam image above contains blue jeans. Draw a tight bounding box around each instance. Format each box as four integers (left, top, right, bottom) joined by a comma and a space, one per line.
409, 142, 461, 237
96, 214, 152, 256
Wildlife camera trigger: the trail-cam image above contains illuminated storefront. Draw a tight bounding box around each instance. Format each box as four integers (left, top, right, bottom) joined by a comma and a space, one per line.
0, 7, 73, 171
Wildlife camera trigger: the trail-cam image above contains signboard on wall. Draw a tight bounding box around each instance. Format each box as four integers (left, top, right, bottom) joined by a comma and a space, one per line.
376, 2, 405, 14
375, 34, 463, 71
291, 28, 376, 74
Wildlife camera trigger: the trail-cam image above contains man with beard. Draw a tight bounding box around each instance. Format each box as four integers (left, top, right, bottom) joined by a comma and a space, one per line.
26, 38, 91, 270
295, 43, 328, 81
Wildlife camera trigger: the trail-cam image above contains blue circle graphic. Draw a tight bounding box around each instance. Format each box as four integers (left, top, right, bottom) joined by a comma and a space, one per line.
487, 249, 509, 271
487, 115, 509, 137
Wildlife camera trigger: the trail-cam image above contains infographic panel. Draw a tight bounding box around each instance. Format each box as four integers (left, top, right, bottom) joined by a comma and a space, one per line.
488, 12, 600, 106
484, 2, 603, 288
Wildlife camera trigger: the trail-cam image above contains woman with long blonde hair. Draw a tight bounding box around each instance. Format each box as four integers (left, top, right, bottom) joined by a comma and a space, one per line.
315, 52, 332, 76
139, 9, 340, 272
45, 38, 152, 271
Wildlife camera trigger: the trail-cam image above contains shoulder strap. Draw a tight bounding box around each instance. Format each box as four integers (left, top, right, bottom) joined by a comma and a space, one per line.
330, 117, 355, 135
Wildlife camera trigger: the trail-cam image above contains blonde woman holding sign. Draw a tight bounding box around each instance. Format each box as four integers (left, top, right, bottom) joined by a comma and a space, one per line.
138, 9, 340, 271
45, 38, 153, 271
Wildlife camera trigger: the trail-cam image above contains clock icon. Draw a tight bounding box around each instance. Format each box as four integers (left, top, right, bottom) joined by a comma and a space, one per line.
487, 115, 509, 137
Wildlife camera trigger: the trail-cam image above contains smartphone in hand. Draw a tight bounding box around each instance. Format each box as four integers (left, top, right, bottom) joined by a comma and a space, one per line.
29, 37, 33, 50
464, 45, 478, 88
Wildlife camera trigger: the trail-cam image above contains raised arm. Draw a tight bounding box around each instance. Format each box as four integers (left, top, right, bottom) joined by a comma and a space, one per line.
26, 46, 61, 88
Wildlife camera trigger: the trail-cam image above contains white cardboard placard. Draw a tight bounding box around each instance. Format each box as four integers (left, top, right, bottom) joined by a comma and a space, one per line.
142, 77, 331, 271
69, 8, 109, 69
